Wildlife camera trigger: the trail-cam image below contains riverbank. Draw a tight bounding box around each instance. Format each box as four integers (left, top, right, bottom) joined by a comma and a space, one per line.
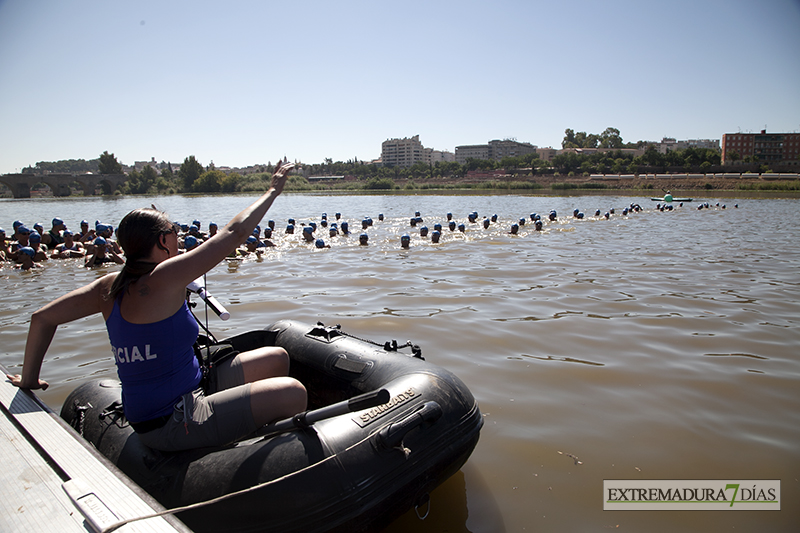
382, 172, 800, 193
4, 173, 800, 199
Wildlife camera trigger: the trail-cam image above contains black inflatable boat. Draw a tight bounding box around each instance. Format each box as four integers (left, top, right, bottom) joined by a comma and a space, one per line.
61, 319, 483, 533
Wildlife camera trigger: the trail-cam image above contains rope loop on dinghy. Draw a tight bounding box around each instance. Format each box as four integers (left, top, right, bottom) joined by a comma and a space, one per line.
316, 322, 424, 359
414, 493, 431, 520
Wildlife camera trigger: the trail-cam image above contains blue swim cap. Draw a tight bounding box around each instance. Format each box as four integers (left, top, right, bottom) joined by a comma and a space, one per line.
246, 236, 257, 244
303, 226, 313, 234
29, 232, 41, 243
17, 225, 31, 235
94, 237, 107, 246
315, 239, 325, 248
184, 236, 198, 248
52, 217, 64, 226
13, 220, 23, 230
19, 246, 35, 258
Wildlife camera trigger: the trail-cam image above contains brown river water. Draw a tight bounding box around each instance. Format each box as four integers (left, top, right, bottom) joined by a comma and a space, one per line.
1, 192, 798, 532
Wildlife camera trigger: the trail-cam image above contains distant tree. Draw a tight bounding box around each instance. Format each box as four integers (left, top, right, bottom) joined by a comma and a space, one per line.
193, 169, 225, 193
179, 156, 204, 190
220, 172, 242, 193
599, 127, 623, 149
161, 163, 173, 179
98, 151, 123, 174
562, 129, 576, 148
123, 165, 159, 194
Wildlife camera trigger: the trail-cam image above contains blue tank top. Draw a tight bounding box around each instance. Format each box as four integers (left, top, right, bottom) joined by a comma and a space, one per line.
106, 298, 201, 423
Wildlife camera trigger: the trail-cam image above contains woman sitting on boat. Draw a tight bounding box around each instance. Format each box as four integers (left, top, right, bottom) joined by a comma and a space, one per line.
7, 161, 307, 452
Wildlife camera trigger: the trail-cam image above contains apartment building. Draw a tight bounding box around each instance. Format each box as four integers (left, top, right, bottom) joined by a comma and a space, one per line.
722, 130, 800, 165
381, 135, 425, 168
455, 139, 537, 164
454, 144, 490, 164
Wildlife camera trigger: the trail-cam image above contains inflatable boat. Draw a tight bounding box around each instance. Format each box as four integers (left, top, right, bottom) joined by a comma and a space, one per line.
61, 319, 483, 533
650, 195, 693, 202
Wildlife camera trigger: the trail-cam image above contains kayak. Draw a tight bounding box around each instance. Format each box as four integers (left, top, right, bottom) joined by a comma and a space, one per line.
651, 195, 693, 202
60, 319, 483, 533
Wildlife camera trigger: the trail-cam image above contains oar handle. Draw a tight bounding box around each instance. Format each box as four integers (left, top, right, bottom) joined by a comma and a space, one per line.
264, 388, 390, 435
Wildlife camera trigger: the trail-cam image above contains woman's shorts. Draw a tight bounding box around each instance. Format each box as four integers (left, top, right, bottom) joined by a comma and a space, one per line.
137, 354, 257, 452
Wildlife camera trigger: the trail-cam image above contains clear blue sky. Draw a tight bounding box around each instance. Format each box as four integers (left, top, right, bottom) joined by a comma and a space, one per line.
1, 0, 799, 174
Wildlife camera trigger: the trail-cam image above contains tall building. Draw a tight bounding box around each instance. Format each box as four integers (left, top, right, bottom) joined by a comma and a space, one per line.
488, 139, 537, 160
381, 135, 425, 168
455, 139, 537, 164
722, 130, 800, 165
455, 144, 490, 164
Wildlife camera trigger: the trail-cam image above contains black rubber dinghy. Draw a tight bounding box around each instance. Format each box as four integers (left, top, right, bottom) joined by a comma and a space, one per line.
61, 319, 483, 533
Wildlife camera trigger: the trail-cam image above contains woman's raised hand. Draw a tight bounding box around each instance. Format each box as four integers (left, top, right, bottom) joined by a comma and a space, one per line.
270, 160, 296, 195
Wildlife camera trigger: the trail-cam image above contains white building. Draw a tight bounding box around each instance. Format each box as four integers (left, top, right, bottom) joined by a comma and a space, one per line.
455, 139, 537, 164
381, 135, 425, 168
455, 144, 490, 164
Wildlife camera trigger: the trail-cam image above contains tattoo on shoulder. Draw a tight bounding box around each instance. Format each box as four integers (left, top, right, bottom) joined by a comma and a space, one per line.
138, 284, 150, 297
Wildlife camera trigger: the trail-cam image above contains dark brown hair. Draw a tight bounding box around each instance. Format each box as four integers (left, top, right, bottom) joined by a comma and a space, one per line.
108, 208, 175, 300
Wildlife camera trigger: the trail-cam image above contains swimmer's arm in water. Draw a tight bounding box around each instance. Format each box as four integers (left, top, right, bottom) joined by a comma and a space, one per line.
7, 275, 113, 390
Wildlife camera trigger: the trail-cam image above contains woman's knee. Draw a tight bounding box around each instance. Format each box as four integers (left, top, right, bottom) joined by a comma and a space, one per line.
238, 346, 290, 381
250, 377, 307, 424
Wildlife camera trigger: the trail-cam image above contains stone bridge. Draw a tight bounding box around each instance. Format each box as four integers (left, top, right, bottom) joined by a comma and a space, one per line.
0, 173, 127, 198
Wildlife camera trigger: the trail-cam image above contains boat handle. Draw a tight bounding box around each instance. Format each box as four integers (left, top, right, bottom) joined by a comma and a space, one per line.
377, 401, 442, 450
263, 388, 390, 436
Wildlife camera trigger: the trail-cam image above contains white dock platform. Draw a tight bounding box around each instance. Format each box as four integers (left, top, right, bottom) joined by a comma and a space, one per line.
1, 363, 192, 533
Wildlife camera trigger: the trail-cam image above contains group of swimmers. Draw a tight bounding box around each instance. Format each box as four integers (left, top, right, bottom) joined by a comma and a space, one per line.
1, 218, 125, 270
2, 200, 733, 270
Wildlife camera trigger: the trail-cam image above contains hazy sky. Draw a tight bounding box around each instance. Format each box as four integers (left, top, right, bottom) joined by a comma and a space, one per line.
1, 0, 799, 173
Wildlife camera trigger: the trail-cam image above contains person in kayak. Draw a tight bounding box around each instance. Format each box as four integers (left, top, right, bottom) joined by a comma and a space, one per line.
7, 161, 307, 452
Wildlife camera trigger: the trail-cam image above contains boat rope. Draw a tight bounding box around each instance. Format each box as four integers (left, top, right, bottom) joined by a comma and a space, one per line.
336, 328, 423, 359
71, 401, 92, 437
97, 427, 411, 533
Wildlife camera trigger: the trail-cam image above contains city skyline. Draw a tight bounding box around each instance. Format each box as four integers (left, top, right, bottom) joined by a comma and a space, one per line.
1, 0, 799, 175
